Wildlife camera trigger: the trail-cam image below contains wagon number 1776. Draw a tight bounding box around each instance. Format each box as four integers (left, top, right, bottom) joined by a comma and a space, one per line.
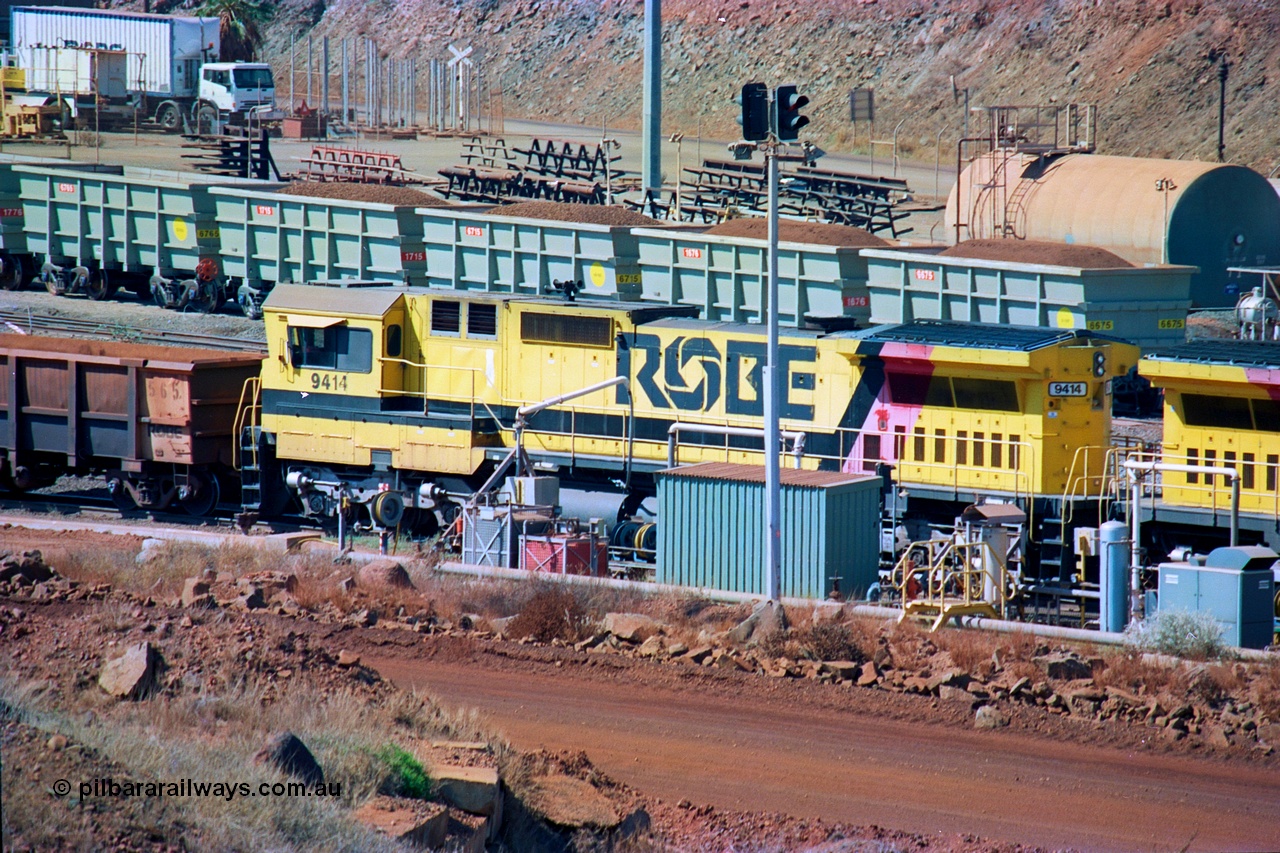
310, 373, 348, 391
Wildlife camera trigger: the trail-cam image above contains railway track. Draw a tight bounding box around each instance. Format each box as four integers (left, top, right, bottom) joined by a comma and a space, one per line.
0, 309, 267, 353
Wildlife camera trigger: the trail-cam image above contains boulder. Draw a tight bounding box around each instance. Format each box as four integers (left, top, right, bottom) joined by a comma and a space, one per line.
974, 705, 1010, 729
240, 571, 297, 597
254, 731, 324, 786
601, 612, 658, 643
0, 551, 52, 584
684, 645, 714, 664
939, 684, 974, 704
636, 635, 665, 657
235, 586, 266, 610
358, 559, 414, 589
1034, 653, 1093, 681
98, 642, 162, 699
525, 773, 620, 829
181, 578, 214, 609
820, 661, 859, 682
856, 661, 880, 687
336, 650, 361, 667
726, 600, 787, 646
352, 796, 448, 848
434, 765, 501, 817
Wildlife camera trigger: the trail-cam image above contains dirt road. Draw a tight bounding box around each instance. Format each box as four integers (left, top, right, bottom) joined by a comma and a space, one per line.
372, 652, 1280, 852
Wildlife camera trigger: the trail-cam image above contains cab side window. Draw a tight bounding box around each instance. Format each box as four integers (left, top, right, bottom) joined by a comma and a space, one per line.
288, 326, 373, 373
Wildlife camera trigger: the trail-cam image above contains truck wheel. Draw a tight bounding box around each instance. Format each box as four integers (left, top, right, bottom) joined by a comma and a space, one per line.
156, 102, 181, 133
196, 103, 218, 134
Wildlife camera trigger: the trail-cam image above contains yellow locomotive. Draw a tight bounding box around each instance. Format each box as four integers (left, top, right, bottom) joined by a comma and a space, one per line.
1138, 342, 1280, 551
240, 284, 1138, 559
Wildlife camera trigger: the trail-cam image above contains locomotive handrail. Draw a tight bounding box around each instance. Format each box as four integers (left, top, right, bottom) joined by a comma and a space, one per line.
666, 423, 807, 469
232, 376, 262, 472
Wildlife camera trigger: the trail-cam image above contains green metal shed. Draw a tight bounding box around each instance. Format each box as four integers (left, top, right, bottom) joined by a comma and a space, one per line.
655, 462, 882, 600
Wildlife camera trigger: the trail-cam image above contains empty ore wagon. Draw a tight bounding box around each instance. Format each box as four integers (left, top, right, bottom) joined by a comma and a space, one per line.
0, 335, 262, 514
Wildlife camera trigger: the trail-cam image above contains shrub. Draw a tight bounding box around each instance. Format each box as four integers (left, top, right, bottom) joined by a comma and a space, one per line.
505, 585, 591, 643
801, 622, 866, 664
1124, 608, 1228, 660
375, 744, 432, 800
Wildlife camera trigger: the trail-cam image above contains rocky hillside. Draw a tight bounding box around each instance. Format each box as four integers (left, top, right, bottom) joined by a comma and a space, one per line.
148, 1, 1280, 170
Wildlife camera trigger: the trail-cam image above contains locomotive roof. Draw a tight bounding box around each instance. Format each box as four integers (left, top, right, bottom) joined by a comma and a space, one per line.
265, 284, 406, 318
838, 320, 1129, 351
1143, 340, 1280, 370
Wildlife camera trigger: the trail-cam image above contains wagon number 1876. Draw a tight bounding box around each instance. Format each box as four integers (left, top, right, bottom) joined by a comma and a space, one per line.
310, 373, 348, 391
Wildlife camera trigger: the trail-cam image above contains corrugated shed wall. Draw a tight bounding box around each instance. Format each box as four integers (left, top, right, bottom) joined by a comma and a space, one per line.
656, 464, 881, 599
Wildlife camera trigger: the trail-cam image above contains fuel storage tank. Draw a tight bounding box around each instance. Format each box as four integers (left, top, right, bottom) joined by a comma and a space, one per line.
947, 153, 1280, 308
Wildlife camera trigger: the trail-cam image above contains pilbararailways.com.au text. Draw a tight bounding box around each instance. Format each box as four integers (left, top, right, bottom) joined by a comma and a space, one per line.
58, 778, 342, 801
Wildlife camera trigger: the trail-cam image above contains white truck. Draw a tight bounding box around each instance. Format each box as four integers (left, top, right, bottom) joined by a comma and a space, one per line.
8, 6, 278, 131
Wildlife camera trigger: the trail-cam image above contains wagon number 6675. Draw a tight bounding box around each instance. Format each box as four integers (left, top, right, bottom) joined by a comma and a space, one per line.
310, 373, 348, 391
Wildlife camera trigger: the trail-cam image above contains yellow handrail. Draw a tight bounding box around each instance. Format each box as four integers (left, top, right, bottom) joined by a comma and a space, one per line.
232, 376, 261, 472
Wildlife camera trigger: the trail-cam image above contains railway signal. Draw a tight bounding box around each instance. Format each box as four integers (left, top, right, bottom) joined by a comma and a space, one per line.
736, 81, 770, 142
774, 84, 810, 140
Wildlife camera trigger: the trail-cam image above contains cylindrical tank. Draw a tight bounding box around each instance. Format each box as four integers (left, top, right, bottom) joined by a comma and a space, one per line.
1235, 286, 1280, 340
1099, 521, 1129, 634
947, 153, 1280, 307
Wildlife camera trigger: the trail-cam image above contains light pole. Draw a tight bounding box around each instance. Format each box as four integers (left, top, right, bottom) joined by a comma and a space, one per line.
1155, 177, 1177, 263
602, 135, 620, 204
669, 132, 684, 221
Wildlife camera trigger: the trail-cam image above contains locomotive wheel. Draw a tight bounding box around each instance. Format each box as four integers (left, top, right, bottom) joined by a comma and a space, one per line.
181, 472, 221, 517
85, 269, 118, 301
0, 255, 23, 291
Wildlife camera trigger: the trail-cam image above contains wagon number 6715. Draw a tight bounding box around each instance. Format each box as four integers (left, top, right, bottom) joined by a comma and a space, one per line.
310, 373, 348, 391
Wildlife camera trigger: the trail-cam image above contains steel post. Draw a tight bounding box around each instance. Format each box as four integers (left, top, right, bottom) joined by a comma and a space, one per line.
765, 146, 781, 601
642, 0, 662, 192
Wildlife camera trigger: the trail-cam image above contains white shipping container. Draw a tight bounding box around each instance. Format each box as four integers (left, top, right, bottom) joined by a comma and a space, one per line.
18, 46, 129, 99
10, 6, 219, 98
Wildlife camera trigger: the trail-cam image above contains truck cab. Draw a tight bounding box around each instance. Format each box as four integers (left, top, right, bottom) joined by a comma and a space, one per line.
199, 63, 278, 119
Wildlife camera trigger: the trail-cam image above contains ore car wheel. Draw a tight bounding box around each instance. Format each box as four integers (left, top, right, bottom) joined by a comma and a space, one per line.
0, 255, 23, 291
85, 269, 117, 301
43, 274, 59, 296
181, 472, 221, 517
108, 478, 137, 512
189, 281, 219, 314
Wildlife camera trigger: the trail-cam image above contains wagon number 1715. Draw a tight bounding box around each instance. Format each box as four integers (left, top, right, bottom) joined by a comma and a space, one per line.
310, 373, 348, 391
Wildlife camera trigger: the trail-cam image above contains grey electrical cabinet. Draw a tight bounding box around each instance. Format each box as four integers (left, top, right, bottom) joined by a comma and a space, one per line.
1156, 546, 1277, 650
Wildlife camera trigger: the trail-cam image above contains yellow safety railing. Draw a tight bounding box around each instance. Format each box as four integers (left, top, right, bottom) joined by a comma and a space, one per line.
232, 376, 262, 472
894, 537, 1009, 631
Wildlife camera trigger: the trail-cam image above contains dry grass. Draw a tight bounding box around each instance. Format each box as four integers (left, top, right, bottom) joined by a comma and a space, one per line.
1094, 651, 1188, 698
1189, 663, 1244, 706
1249, 659, 1280, 718
934, 629, 999, 678
0, 666, 514, 851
